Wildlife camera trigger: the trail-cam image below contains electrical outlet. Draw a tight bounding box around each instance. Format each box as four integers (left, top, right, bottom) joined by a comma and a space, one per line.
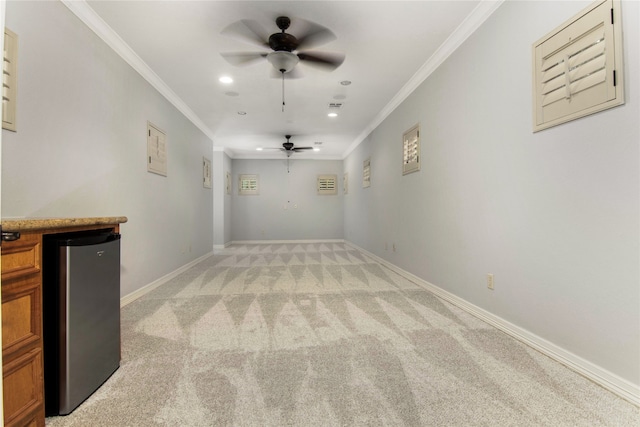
487, 273, 494, 290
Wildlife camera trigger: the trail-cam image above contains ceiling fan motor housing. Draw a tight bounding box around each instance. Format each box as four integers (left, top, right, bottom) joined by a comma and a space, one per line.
269, 32, 298, 52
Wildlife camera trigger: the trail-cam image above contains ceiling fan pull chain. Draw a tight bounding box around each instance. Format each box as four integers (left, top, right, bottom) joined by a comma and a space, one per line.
282, 71, 285, 112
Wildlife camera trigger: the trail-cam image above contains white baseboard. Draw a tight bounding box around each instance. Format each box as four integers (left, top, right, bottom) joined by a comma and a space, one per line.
213, 243, 229, 253
120, 251, 214, 307
346, 241, 640, 407
230, 239, 345, 245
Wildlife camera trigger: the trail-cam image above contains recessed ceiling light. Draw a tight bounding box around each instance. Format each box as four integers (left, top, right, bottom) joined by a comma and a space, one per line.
328, 112, 338, 117
219, 76, 233, 84
313, 148, 320, 152
333, 94, 347, 100
225, 91, 239, 97
340, 80, 352, 86
256, 147, 263, 151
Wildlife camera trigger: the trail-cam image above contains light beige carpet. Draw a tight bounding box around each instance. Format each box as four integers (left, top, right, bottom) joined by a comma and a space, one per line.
46, 243, 640, 426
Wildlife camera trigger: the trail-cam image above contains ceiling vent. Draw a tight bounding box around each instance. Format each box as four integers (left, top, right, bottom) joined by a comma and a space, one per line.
328, 102, 343, 109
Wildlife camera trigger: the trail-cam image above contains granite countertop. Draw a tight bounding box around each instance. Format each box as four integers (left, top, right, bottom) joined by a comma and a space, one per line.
1, 216, 128, 231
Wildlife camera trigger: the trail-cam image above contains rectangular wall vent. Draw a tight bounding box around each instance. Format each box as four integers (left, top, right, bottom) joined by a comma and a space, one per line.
363, 158, 371, 188
239, 174, 259, 195
403, 124, 420, 175
532, 0, 624, 131
3, 28, 18, 131
147, 122, 167, 176
317, 175, 338, 195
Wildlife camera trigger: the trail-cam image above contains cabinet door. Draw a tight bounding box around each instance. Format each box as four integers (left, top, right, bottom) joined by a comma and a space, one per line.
2, 277, 42, 359
1, 233, 41, 281
2, 348, 44, 427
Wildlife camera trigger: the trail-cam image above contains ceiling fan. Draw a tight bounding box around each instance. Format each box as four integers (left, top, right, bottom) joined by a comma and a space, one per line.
220, 16, 345, 77
275, 135, 314, 158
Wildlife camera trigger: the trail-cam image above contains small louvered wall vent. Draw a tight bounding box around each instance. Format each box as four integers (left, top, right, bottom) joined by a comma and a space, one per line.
363, 158, 371, 188
403, 124, 420, 175
147, 122, 167, 176
3, 28, 18, 131
317, 175, 338, 195
239, 174, 259, 195
532, 0, 624, 132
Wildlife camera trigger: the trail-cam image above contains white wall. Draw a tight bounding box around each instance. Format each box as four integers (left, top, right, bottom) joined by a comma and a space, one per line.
344, 0, 639, 390
2, 1, 213, 297
231, 159, 343, 241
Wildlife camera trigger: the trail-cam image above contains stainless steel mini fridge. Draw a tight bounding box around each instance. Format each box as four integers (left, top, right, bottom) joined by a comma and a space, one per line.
43, 230, 121, 416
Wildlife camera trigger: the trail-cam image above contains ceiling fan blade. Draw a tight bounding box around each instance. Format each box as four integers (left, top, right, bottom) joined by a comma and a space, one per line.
294, 19, 337, 50
293, 147, 314, 151
221, 52, 268, 67
221, 19, 270, 48
297, 51, 345, 70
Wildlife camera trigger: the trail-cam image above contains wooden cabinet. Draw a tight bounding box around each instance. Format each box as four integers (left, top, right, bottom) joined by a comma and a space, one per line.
1, 217, 126, 427
1, 232, 45, 427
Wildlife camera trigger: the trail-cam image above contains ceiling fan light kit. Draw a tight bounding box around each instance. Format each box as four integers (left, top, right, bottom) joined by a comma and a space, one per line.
266, 51, 299, 73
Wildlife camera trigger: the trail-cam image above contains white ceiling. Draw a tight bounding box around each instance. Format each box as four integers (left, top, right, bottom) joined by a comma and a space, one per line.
81, 0, 494, 159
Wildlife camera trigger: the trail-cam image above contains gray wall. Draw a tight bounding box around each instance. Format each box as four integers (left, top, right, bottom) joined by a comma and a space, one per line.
344, 1, 639, 387
2, 1, 213, 297
213, 149, 232, 247
231, 159, 343, 241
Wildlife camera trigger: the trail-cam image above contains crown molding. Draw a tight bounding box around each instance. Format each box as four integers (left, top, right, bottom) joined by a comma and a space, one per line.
342, 0, 504, 159
213, 146, 235, 158
60, 0, 215, 143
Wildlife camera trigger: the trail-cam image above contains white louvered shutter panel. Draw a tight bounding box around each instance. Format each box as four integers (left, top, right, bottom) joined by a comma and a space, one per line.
239, 174, 259, 195
403, 124, 420, 175
533, 0, 624, 132
317, 175, 337, 195
363, 158, 371, 188
147, 122, 167, 176
3, 28, 17, 131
